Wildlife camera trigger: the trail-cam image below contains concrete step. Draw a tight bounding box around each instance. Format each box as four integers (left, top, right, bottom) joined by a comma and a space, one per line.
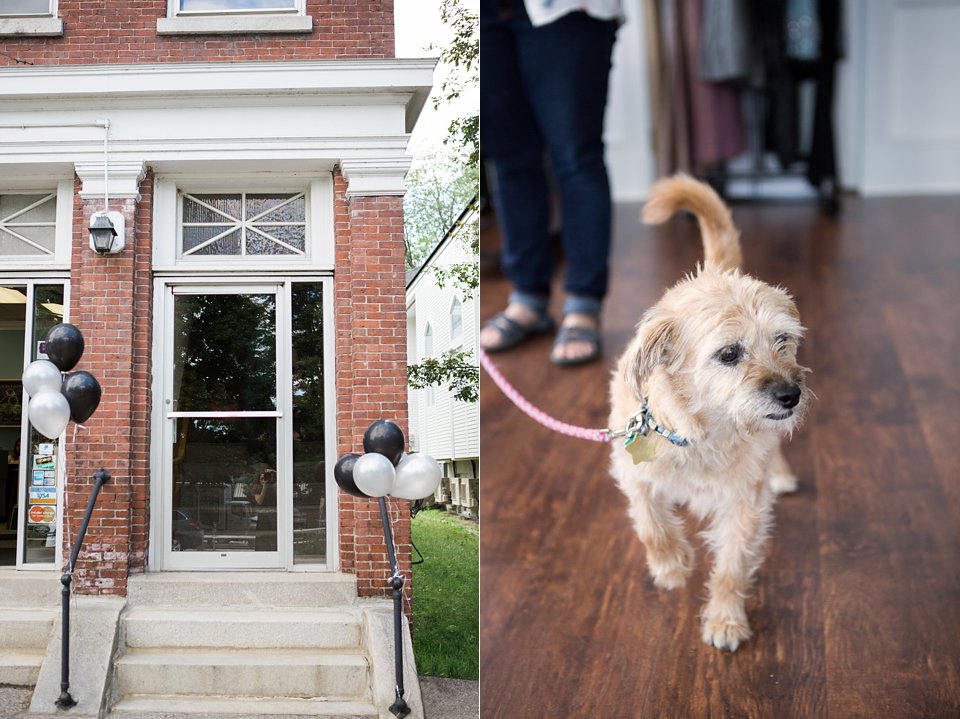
111, 694, 378, 718
114, 648, 370, 700
126, 572, 358, 609
0, 607, 57, 649
123, 607, 362, 650
0, 650, 45, 687
0, 569, 60, 607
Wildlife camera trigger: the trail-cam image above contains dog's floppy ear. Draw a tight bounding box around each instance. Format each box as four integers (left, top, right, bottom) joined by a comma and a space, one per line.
623, 309, 677, 399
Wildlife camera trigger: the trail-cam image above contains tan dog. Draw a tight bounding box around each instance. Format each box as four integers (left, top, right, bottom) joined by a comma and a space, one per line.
609, 175, 812, 651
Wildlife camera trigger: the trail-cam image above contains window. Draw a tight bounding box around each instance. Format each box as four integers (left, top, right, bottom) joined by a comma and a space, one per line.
153, 176, 334, 270
177, 0, 297, 13
450, 297, 463, 347
181, 192, 306, 257
0, 184, 72, 267
0, 0, 62, 36
424, 323, 435, 406
0, 193, 56, 258
0, 0, 51, 15
159, 0, 311, 34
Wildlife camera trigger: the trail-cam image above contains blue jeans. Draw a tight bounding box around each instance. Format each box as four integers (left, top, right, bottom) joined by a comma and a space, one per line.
481, 0, 617, 313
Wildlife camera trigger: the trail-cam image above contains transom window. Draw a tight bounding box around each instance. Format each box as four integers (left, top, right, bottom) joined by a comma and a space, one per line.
180, 192, 307, 258
177, 0, 297, 13
0, 193, 56, 258
0, 0, 52, 16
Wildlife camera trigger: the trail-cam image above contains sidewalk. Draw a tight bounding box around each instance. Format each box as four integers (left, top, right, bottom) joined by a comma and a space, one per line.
420, 676, 479, 719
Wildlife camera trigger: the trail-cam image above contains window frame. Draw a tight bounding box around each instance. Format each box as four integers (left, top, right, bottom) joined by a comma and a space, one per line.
423, 322, 435, 406
449, 296, 464, 348
0, 181, 74, 270
0, 0, 55, 17
168, 0, 303, 17
152, 175, 334, 273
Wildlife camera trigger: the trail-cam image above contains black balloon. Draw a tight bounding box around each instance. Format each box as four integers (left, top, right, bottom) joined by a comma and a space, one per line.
61, 371, 102, 424
46, 323, 85, 372
362, 419, 405, 465
334, 453, 368, 498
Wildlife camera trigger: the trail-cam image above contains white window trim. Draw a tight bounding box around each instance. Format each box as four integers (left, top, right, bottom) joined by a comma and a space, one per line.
153, 175, 334, 273
0, 0, 62, 36
449, 296, 464, 348
159, 0, 311, 35
0, 181, 73, 270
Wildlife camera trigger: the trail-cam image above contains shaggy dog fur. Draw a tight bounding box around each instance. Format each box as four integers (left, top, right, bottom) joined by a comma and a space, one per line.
609, 175, 812, 651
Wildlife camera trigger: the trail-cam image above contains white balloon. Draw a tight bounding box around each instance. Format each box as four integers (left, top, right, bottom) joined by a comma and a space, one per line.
391, 453, 442, 500
29, 390, 71, 439
22, 360, 62, 397
353, 453, 396, 498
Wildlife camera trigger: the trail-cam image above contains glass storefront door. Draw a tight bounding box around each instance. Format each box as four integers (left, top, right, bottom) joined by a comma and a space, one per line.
157, 280, 333, 570
0, 281, 67, 568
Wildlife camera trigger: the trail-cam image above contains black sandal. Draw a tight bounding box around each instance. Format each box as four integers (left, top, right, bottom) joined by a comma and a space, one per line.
550, 323, 601, 366
481, 311, 555, 353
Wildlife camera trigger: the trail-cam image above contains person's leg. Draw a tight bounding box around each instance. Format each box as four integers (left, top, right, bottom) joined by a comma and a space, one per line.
480, 0, 556, 351
514, 11, 618, 362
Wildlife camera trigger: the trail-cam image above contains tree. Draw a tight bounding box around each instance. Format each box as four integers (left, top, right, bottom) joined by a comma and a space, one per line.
403, 146, 478, 270
405, 0, 480, 404
432, 0, 479, 164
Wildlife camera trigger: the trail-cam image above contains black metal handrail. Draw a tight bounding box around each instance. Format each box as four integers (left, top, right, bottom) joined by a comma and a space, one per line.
56, 467, 110, 710
378, 496, 411, 718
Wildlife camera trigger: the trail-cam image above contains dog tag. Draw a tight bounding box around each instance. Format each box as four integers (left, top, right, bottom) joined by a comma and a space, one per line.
624, 433, 655, 464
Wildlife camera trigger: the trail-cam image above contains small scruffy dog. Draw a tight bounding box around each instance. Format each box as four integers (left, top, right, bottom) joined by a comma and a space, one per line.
609, 175, 812, 651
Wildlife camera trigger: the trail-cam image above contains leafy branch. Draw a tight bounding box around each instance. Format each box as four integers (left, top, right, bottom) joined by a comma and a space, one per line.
408, 349, 479, 404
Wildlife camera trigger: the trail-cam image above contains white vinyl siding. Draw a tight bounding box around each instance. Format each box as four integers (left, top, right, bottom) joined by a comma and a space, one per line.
405, 216, 479, 463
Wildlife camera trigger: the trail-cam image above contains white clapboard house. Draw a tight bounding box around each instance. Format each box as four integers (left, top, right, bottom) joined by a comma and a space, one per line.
406, 202, 479, 518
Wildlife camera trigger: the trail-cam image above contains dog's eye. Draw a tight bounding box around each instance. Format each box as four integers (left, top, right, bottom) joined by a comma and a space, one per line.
717, 345, 743, 365
774, 333, 794, 351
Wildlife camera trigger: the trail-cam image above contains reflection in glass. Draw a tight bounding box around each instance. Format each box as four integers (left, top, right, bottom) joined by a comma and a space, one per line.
173, 293, 277, 411
24, 285, 64, 565
292, 283, 325, 564
172, 417, 277, 552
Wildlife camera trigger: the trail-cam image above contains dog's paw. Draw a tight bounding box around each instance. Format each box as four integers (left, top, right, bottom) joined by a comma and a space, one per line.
768, 471, 798, 495
648, 543, 694, 590
701, 609, 751, 652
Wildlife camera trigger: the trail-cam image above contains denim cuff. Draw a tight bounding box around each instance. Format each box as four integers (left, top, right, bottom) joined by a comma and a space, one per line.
509, 290, 550, 317
563, 295, 602, 317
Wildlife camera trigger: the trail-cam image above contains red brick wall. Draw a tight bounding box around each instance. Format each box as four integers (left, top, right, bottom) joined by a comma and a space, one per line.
0, 0, 394, 66
64, 173, 153, 595
333, 167, 413, 607
63, 168, 412, 603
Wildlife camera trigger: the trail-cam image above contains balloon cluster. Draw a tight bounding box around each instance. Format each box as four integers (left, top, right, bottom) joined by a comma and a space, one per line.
334, 420, 442, 501
21, 324, 102, 440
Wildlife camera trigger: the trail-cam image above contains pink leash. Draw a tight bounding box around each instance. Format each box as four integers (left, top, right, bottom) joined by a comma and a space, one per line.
479, 347, 611, 443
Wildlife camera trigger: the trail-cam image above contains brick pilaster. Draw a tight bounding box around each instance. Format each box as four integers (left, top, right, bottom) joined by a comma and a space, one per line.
333, 167, 413, 608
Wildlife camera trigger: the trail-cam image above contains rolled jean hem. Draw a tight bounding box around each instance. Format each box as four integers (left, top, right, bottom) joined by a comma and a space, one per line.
508, 290, 551, 316
562, 295, 602, 317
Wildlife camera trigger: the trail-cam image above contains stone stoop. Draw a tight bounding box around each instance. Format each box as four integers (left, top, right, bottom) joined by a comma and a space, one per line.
0, 570, 59, 688
108, 573, 413, 719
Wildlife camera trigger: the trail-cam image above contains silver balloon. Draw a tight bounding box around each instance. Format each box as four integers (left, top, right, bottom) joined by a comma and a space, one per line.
22, 360, 62, 397
353, 452, 396, 498
391, 453, 442, 500
28, 390, 71, 439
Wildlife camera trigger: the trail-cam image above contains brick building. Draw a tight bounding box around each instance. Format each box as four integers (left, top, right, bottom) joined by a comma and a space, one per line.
0, 2, 433, 715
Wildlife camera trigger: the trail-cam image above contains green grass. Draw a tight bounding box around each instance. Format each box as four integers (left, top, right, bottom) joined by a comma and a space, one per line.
411, 509, 479, 680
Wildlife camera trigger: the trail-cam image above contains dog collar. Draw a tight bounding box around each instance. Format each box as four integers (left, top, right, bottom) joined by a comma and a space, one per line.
606, 402, 690, 448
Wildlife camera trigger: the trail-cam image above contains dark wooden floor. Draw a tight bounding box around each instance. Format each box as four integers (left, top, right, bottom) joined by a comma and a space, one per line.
479, 195, 960, 718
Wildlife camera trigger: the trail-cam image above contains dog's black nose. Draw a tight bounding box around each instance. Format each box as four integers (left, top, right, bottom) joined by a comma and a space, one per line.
772, 382, 802, 409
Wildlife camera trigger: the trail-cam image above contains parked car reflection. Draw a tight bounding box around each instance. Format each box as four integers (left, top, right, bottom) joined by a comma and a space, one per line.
172, 508, 203, 551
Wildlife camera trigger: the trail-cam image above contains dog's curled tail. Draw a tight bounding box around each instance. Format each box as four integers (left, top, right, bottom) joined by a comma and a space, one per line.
642, 174, 742, 271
